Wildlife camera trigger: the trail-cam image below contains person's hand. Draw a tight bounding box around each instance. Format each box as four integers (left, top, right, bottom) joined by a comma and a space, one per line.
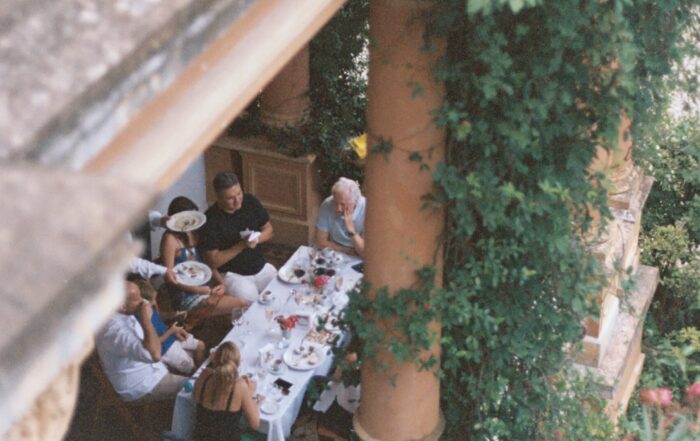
167, 323, 188, 340
174, 310, 188, 323
159, 215, 171, 228
175, 327, 189, 341
243, 375, 257, 394
246, 238, 259, 249
211, 284, 225, 296
342, 205, 355, 235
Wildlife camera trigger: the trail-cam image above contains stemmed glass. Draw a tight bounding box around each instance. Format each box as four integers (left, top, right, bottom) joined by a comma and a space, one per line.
265, 307, 279, 334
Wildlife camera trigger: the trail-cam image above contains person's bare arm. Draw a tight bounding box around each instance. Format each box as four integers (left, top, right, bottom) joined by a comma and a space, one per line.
203, 242, 247, 271
161, 234, 210, 295
238, 377, 261, 429
315, 228, 358, 256
348, 232, 364, 257
137, 302, 161, 362
343, 206, 364, 257
257, 221, 273, 244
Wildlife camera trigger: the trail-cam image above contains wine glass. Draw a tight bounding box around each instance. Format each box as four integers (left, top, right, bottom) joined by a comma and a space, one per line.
265, 307, 278, 333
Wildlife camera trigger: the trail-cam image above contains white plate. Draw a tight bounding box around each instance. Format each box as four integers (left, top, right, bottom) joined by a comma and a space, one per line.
173, 261, 212, 286
277, 266, 306, 284
260, 400, 279, 415
283, 344, 325, 371
166, 210, 206, 232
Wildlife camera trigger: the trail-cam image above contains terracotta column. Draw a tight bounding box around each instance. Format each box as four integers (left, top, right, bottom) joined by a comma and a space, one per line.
259, 45, 310, 128
354, 1, 445, 440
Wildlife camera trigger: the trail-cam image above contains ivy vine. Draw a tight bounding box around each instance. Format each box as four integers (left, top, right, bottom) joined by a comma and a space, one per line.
336, 1, 697, 440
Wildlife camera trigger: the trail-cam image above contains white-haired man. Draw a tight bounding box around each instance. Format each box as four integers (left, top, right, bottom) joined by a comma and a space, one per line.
315, 177, 366, 257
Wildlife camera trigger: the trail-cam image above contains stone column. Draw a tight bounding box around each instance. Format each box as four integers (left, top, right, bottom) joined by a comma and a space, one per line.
259, 45, 310, 128
354, 1, 445, 440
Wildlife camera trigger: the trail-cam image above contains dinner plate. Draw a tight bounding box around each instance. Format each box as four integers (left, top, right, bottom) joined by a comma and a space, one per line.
260, 399, 279, 415
277, 266, 305, 284
166, 210, 206, 232
283, 344, 325, 371
173, 261, 212, 286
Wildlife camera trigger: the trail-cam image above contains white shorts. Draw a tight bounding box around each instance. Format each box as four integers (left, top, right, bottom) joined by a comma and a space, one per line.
162, 334, 200, 375
223, 263, 277, 302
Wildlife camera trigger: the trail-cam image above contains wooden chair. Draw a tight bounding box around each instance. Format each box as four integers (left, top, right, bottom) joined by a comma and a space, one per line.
84, 352, 159, 441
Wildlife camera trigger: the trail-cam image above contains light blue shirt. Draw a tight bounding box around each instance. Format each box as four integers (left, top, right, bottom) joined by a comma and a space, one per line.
316, 195, 366, 248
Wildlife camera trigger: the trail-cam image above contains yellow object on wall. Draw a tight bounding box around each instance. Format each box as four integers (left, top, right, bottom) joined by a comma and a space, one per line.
350, 133, 367, 159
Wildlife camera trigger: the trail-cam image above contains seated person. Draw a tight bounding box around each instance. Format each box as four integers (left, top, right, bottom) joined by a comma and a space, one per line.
193, 341, 260, 441
315, 177, 366, 257
312, 351, 361, 439
95, 280, 188, 401
132, 277, 205, 375
160, 196, 247, 326
199, 172, 276, 302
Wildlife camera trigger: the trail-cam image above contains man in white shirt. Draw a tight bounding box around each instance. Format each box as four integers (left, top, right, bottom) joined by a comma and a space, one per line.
315, 177, 366, 257
96, 281, 187, 401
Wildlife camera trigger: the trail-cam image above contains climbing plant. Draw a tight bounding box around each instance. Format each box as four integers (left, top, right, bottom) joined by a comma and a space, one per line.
335, 1, 700, 440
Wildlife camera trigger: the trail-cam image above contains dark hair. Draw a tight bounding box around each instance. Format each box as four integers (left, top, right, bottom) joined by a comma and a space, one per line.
213, 172, 240, 193
167, 196, 198, 216
126, 272, 145, 283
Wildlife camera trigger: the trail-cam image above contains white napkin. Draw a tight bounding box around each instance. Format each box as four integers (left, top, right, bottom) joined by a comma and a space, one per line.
248, 231, 261, 242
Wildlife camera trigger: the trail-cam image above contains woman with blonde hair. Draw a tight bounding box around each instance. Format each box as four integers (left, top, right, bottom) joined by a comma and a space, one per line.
193, 342, 260, 441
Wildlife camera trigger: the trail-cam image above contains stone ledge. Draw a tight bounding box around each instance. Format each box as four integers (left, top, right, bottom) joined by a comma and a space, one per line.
0, 164, 155, 437
0, 0, 255, 165
575, 265, 658, 399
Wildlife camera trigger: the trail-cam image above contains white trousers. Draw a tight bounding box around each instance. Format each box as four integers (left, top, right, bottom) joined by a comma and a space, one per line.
161, 334, 199, 375
223, 263, 277, 302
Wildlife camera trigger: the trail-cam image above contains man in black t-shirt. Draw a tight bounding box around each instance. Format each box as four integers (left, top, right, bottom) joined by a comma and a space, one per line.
199, 172, 276, 301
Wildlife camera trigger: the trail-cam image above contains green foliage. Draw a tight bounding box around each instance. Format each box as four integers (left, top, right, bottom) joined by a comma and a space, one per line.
228, 0, 368, 193
637, 117, 700, 244
639, 223, 700, 333
621, 326, 700, 439
307, 0, 368, 192
426, 1, 645, 438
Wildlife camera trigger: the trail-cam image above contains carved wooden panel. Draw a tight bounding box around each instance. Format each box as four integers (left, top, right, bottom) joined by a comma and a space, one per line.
244, 156, 306, 219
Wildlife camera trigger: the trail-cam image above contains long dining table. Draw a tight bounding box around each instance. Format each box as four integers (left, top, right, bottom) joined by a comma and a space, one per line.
171, 245, 363, 441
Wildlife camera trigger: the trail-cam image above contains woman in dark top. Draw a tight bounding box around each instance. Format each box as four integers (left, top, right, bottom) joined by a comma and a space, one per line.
193, 342, 260, 441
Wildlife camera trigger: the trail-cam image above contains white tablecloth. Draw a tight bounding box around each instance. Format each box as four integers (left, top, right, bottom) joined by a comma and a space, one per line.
172, 246, 362, 441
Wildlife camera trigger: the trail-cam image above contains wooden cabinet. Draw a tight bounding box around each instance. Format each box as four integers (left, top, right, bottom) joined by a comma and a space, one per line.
205, 135, 322, 247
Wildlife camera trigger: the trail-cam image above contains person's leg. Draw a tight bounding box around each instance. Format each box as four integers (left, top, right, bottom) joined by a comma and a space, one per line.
209, 294, 248, 317
160, 341, 195, 375
179, 334, 206, 368
223, 272, 260, 302
193, 339, 206, 366
253, 263, 277, 293
142, 373, 188, 401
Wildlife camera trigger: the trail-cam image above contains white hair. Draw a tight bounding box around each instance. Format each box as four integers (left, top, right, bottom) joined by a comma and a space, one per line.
331, 177, 361, 202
